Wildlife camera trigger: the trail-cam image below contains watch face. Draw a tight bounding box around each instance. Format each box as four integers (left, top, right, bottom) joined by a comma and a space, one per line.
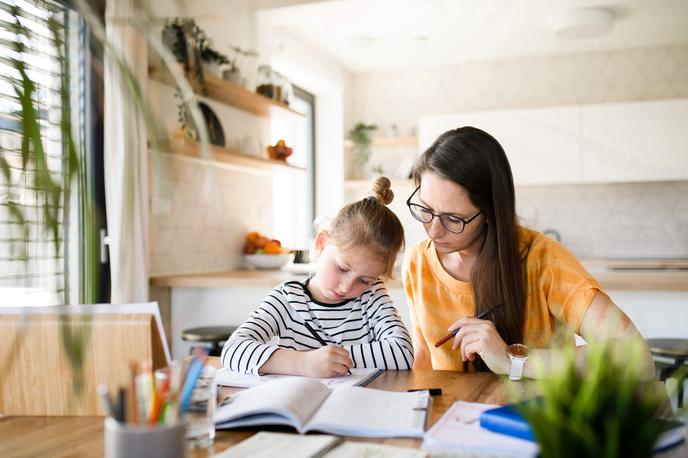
508, 343, 529, 358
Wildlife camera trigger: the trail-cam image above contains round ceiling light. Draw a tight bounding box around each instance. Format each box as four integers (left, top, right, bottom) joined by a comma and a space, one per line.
550, 7, 616, 39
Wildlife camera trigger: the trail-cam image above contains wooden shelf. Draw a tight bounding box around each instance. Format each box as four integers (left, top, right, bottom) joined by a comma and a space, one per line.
344, 136, 418, 148
149, 66, 305, 118
155, 138, 306, 173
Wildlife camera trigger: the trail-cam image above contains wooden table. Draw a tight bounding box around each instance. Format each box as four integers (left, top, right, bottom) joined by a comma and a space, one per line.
0, 370, 684, 457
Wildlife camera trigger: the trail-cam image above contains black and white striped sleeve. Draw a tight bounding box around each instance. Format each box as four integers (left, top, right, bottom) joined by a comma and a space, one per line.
345, 283, 414, 370
220, 287, 285, 375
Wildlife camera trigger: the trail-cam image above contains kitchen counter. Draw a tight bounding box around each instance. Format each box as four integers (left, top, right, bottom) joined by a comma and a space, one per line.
150, 259, 688, 291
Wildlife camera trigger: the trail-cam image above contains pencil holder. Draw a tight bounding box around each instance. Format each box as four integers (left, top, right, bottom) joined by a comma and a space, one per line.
104, 417, 186, 458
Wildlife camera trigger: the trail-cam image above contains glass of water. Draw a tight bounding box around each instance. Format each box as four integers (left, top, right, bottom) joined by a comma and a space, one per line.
184, 364, 216, 448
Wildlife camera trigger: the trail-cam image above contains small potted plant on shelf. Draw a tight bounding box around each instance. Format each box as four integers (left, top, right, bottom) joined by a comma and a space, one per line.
172, 90, 198, 146
161, 18, 205, 93
222, 45, 258, 86
347, 122, 377, 179
196, 32, 230, 78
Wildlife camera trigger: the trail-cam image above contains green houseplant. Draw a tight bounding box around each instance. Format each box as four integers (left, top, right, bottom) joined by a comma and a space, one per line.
1, 1, 211, 402
347, 122, 377, 179
516, 337, 672, 458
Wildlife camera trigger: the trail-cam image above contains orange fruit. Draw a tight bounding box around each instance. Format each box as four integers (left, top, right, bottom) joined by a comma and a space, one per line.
255, 236, 270, 248
246, 231, 261, 244
264, 241, 281, 254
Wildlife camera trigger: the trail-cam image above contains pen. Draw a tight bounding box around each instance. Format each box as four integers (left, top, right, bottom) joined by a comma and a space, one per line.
408, 388, 442, 396
434, 304, 503, 348
303, 320, 352, 376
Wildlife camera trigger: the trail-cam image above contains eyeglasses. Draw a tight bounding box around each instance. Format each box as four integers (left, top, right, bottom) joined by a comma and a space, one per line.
406, 186, 483, 234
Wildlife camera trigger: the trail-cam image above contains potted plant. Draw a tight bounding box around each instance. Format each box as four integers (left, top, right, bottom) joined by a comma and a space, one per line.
347, 122, 377, 179
196, 32, 230, 78
517, 336, 672, 458
222, 45, 258, 86
161, 18, 205, 93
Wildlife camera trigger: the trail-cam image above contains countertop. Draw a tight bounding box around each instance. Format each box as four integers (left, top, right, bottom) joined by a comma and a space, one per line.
150, 259, 688, 292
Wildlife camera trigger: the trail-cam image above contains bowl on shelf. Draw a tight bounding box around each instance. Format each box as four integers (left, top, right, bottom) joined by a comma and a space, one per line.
244, 253, 293, 270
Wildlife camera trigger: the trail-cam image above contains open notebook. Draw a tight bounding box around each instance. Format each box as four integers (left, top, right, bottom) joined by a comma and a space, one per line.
215, 432, 429, 458
215, 377, 430, 438
215, 367, 383, 388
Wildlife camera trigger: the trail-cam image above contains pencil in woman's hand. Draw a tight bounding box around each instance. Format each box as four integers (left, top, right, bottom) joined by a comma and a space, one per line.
433, 304, 503, 348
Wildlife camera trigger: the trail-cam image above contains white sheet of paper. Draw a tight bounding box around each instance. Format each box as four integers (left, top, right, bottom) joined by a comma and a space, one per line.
215, 367, 381, 388
422, 401, 538, 457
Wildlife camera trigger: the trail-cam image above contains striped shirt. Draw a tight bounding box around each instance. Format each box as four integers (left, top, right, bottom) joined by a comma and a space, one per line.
221, 279, 414, 375
403, 227, 603, 371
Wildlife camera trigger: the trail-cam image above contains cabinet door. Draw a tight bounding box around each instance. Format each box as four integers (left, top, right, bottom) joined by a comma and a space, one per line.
419, 107, 581, 185
581, 98, 688, 183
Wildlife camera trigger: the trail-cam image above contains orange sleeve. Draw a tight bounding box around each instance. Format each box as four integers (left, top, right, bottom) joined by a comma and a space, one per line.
535, 241, 603, 332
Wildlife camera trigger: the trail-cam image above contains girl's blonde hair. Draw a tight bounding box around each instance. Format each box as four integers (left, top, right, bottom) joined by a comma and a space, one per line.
327, 176, 404, 278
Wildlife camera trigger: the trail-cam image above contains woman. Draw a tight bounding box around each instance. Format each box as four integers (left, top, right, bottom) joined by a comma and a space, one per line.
402, 126, 654, 379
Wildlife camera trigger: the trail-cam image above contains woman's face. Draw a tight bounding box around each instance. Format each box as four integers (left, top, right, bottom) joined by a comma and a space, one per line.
416, 172, 486, 255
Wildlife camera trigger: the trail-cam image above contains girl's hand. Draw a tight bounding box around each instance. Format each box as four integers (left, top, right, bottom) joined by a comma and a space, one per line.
449, 317, 510, 375
300, 345, 353, 377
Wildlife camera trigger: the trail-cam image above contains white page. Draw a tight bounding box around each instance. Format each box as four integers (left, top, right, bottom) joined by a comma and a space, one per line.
0, 302, 171, 363
215, 378, 331, 431
215, 367, 381, 388
422, 401, 537, 457
306, 386, 429, 438
214, 432, 338, 458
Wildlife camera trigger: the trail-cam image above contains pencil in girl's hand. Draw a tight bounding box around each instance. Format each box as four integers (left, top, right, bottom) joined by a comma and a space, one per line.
434, 304, 504, 348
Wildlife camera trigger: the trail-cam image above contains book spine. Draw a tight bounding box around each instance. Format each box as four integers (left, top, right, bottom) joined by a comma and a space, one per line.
479, 411, 535, 442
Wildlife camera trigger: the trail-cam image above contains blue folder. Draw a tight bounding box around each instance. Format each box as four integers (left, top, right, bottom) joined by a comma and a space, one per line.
479, 400, 686, 453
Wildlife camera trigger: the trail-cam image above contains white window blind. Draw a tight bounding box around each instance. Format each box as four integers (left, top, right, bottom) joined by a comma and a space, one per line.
0, 0, 67, 305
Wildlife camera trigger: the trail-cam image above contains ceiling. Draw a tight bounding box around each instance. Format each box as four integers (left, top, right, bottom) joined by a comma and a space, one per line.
257, 0, 688, 72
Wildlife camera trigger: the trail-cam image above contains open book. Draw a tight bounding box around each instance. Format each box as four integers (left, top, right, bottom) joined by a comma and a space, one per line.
215, 367, 383, 388
215, 378, 430, 438
215, 432, 429, 458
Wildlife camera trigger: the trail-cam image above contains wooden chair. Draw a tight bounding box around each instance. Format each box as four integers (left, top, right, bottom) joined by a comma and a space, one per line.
0, 304, 169, 416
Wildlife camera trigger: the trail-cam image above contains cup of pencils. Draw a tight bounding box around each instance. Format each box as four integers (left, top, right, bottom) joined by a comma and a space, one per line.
101, 347, 215, 457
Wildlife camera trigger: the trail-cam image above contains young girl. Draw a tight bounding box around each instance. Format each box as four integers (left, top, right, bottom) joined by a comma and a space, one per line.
222, 177, 414, 377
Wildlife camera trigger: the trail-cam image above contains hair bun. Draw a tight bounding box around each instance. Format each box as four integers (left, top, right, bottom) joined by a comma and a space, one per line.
368, 176, 394, 205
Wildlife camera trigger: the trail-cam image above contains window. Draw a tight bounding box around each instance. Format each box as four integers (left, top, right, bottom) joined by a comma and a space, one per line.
271, 85, 315, 250
0, 0, 107, 306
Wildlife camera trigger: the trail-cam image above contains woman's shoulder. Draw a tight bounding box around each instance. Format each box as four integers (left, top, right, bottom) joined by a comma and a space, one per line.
518, 226, 587, 272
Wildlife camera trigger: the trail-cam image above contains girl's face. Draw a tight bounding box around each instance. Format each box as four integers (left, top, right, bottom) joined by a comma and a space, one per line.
310, 233, 387, 304
417, 172, 486, 255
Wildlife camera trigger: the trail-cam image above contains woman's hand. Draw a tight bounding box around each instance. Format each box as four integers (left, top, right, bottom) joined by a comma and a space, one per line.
300, 345, 353, 377
449, 317, 510, 375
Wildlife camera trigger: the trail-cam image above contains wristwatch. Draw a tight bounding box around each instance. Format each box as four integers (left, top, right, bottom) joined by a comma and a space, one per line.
507, 343, 529, 381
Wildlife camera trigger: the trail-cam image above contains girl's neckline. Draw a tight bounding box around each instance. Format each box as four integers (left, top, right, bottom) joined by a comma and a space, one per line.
300, 277, 355, 307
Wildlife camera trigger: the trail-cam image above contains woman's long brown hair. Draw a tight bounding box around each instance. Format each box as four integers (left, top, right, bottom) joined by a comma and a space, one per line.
412, 126, 527, 371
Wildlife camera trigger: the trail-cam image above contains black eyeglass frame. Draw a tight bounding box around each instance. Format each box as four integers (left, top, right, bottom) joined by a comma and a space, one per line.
406, 186, 483, 234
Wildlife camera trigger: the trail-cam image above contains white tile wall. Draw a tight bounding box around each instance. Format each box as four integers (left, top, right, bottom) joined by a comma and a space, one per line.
149, 154, 273, 275
517, 180, 688, 258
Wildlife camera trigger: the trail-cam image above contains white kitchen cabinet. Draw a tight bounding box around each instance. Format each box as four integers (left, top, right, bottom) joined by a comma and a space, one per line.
581, 99, 688, 183
418, 98, 688, 185
419, 107, 582, 185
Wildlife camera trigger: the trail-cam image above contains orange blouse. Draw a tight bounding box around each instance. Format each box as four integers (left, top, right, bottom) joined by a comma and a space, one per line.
402, 227, 603, 370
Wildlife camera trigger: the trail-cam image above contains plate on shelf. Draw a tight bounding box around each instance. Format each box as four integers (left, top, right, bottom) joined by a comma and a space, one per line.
199, 101, 225, 147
